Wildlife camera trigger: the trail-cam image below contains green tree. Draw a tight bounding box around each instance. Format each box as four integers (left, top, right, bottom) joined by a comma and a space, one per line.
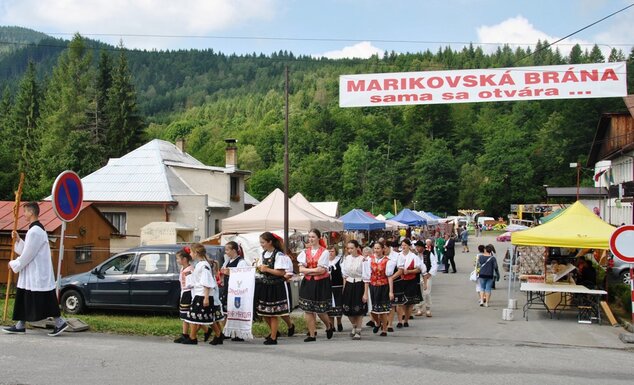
105, 42, 144, 158
0, 87, 14, 199
11, 61, 41, 198
36, 33, 101, 196
412, 139, 458, 213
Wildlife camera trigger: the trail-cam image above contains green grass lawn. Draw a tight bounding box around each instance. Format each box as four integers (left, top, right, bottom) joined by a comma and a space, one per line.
1, 297, 307, 338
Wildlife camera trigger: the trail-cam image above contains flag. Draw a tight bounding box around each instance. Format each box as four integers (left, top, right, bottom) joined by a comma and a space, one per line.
223, 266, 256, 340
594, 169, 607, 182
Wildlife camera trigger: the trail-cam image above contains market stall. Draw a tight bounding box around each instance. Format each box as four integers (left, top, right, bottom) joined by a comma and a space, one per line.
511, 201, 615, 322
391, 208, 427, 226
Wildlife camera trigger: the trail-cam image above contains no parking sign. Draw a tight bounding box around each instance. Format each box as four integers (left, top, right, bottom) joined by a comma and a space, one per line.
610, 225, 634, 324
51, 171, 83, 297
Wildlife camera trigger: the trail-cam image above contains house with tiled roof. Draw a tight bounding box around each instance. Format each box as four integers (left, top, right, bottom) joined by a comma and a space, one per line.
69, 138, 250, 251
0, 201, 117, 284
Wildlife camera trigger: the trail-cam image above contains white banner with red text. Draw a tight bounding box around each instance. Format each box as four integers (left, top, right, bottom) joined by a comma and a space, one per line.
339, 62, 627, 107
223, 266, 255, 340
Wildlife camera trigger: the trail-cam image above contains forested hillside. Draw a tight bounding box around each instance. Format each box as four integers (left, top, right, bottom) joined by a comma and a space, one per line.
0, 27, 632, 216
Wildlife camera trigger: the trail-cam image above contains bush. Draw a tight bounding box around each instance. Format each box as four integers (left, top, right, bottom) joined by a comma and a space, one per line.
608, 283, 632, 314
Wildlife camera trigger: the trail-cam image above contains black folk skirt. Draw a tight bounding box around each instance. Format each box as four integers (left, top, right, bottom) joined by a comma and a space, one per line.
327, 284, 343, 317
403, 276, 422, 305
179, 291, 192, 320
341, 281, 367, 316
256, 278, 290, 317
369, 284, 391, 314
391, 278, 406, 305
12, 288, 60, 322
183, 295, 225, 325
299, 278, 332, 314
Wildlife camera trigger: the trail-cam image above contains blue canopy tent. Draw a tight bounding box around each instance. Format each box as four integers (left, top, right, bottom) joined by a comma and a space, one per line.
425, 211, 442, 220
392, 208, 427, 226
339, 209, 386, 231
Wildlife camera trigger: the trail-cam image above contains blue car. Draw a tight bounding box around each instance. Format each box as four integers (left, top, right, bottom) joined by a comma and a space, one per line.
59, 245, 224, 314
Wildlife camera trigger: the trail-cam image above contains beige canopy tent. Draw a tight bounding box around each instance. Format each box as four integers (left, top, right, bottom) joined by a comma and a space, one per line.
222, 188, 334, 233
511, 201, 616, 249
290, 192, 344, 231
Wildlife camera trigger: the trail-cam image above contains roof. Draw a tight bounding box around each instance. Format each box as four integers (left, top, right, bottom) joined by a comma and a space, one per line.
339, 209, 386, 231
587, 113, 634, 166
222, 188, 334, 233
244, 192, 260, 206
311, 201, 339, 217
511, 201, 615, 249
76, 139, 233, 206
546, 187, 608, 198
0, 201, 116, 233
290, 193, 344, 231
392, 208, 427, 226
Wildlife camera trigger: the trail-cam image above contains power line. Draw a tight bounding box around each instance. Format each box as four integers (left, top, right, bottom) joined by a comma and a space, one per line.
515, 2, 634, 64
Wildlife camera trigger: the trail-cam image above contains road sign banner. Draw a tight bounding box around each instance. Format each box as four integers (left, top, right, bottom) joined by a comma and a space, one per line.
610, 225, 634, 264
52, 171, 83, 222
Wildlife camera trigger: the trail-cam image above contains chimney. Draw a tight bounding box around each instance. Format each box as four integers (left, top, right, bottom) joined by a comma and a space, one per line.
175, 138, 185, 153
225, 138, 238, 171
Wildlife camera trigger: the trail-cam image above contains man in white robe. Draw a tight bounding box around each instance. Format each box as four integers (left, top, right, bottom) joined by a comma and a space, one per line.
3, 202, 68, 337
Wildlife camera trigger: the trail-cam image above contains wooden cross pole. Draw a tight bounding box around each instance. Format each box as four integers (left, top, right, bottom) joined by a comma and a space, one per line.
2, 173, 25, 322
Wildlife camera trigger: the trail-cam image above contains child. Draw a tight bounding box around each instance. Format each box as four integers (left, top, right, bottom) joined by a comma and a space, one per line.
174, 247, 194, 343
182, 243, 225, 345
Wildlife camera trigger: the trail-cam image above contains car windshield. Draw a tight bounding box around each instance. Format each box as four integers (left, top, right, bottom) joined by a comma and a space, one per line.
101, 254, 135, 275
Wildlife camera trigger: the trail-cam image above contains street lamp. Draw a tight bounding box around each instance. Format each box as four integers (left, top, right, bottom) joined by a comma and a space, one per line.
413, 200, 418, 211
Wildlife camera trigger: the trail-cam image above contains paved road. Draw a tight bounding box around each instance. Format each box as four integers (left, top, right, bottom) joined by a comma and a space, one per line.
1, 234, 632, 385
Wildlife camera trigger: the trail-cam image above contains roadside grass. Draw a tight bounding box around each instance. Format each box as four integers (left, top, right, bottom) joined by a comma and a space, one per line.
1, 297, 307, 338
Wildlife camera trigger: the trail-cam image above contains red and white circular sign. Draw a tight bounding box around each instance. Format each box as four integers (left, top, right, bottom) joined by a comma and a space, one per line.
610, 225, 634, 264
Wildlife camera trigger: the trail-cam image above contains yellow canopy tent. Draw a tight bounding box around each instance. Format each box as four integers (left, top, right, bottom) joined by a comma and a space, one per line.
511, 201, 616, 250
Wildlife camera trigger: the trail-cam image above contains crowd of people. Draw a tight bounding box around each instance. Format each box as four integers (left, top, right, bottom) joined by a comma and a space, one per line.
171, 229, 452, 346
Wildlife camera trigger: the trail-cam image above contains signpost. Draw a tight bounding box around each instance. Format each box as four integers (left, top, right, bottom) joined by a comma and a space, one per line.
51, 171, 83, 298
609, 225, 634, 324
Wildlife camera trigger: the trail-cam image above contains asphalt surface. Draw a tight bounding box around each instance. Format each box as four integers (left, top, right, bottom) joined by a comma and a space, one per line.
1, 234, 633, 385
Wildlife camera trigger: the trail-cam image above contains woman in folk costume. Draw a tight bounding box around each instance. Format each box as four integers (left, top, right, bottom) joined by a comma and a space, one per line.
3, 202, 68, 337
363, 241, 395, 337
398, 239, 425, 326
297, 229, 334, 342
327, 245, 344, 332
255, 232, 293, 345
387, 241, 405, 331
341, 240, 368, 340
182, 243, 225, 345
220, 241, 249, 342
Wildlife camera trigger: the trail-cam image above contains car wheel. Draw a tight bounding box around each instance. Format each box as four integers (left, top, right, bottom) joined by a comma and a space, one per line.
620, 270, 631, 286
61, 289, 85, 315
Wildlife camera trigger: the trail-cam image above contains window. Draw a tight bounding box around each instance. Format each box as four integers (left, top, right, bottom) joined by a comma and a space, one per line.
103, 212, 127, 235
230, 176, 240, 201
101, 254, 135, 275
75, 246, 92, 264
136, 253, 170, 274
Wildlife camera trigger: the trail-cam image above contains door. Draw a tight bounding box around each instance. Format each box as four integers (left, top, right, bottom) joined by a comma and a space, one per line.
87, 253, 135, 306
129, 252, 180, 308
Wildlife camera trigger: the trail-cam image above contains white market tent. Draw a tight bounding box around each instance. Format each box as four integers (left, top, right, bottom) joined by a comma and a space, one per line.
415, 211, 439, 225
385, 219, 409, 230
290, 192, 344, 231
222, 188, 335, 233
311, 201, 339, 217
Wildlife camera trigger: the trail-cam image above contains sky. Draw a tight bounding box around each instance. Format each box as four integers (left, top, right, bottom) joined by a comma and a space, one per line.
0, 0, 633, 59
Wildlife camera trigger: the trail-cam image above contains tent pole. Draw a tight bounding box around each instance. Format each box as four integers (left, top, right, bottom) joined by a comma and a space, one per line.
283, 65, 289, 251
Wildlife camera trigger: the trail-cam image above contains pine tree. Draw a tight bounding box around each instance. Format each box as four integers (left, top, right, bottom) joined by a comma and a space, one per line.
91, 50, 113, 147
0, 87, 15, 199
36, 33, 101, 196
11, 61, 41, 198
105, 42, 143, 158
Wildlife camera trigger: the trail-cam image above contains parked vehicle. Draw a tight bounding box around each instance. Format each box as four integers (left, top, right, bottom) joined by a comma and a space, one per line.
609, 254, 631, 285
59, 245, 224, 314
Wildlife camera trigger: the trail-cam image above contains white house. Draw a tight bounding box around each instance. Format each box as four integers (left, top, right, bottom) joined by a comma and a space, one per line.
80, 138, 250, 251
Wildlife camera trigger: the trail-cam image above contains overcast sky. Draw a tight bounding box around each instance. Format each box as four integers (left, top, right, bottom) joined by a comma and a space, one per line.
0, 0, 632, 59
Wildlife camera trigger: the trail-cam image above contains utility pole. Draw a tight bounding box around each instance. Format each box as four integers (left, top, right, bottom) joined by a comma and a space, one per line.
284, 66, 289, 251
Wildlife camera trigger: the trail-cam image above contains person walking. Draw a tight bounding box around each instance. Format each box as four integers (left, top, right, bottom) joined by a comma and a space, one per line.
174, 247, 194, 343
398, 239, 423, 327
341, 240, 367, 340
443, 234, 457, 273
255, 232, 293, 345
3, 202, 68, 337
363, 242, 395, 337
220, 241, 249, 342
327, 245, 344, 332
297, 229, 334, 342
414, 239, 438, 317
461, 226, 469, 253
477, 245, 499, 307
434, 232, 444, 264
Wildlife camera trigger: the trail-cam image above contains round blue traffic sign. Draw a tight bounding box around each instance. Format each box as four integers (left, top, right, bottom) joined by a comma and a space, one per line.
52, 171, 83, 222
